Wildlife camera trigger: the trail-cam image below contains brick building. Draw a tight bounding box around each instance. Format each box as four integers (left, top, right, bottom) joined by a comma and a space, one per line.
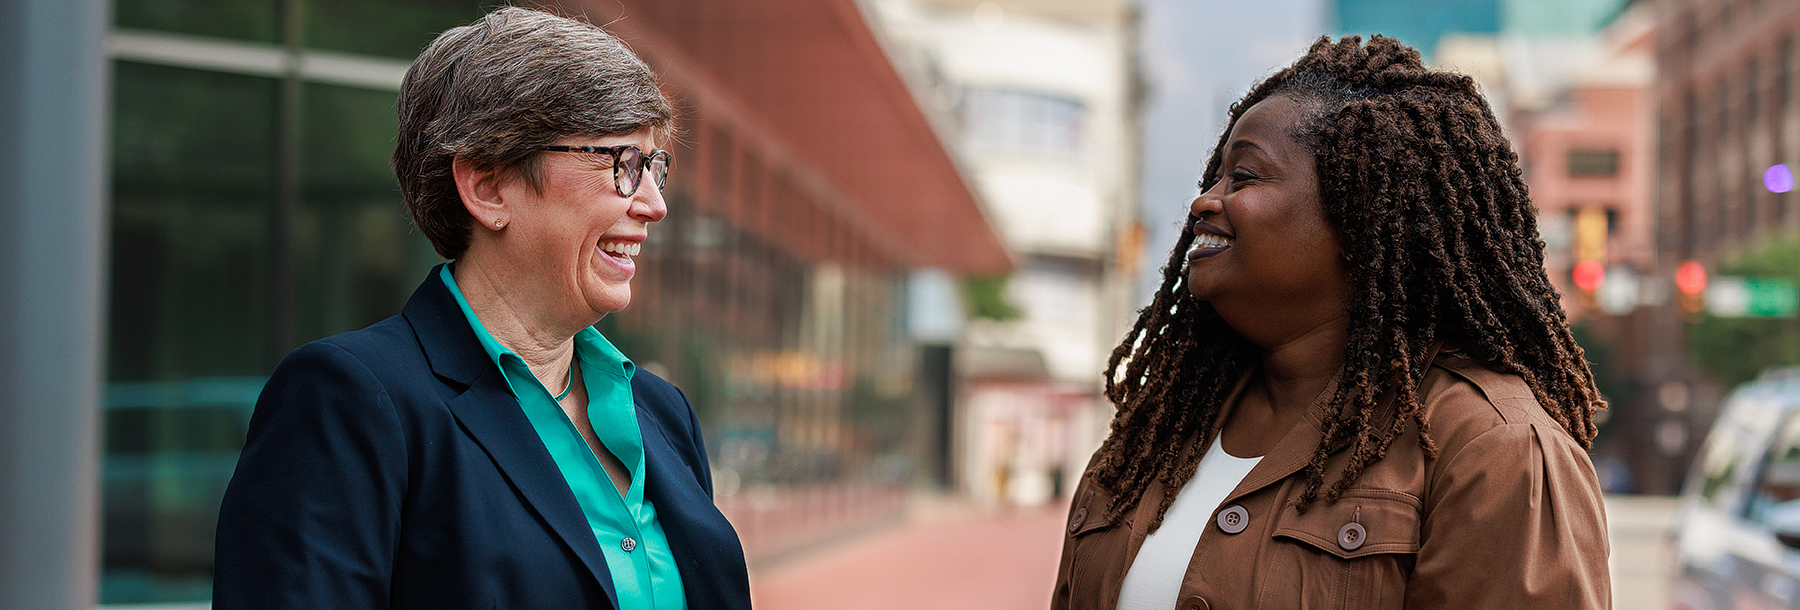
1625, 0, 1800, 492
1655, 0, 1800, 263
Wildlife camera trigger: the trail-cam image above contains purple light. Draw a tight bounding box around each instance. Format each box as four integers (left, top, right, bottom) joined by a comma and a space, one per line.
1769, 164, 1796, 194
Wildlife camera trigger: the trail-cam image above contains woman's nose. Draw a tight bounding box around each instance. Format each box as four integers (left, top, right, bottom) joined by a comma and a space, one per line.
633, 179, 668, 222
1189, 183, 1224, 218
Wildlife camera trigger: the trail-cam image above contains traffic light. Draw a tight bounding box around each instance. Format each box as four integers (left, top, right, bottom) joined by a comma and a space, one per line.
1570, 208, 1609, 313
1572, 259, 1606, 292
1676, 260, 1706, 316
1574, 208, 1609, 264
1571, 259, 1604, 311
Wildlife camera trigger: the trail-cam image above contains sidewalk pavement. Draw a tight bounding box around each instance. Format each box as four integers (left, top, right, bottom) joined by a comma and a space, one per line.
747, 493, 1681, 610
1605, 494, 1680, 610
749, 496, 1068, 610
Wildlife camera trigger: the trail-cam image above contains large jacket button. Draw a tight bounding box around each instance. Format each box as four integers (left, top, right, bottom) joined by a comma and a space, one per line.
1182, 595, 1211, 610
1216, 505, 1249, 534
1067, 506, 1087, 535
1338, 522, 1366, 550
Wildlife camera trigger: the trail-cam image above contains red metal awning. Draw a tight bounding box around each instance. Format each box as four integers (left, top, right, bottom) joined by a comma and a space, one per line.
563, 0, 1013, 274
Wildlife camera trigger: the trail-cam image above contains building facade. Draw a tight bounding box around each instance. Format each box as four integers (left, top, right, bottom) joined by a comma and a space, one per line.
4, 0, 1010, 606
867, 0, 1142, 506
1638, 0, 1800, 492
1655, 0, 1800, 263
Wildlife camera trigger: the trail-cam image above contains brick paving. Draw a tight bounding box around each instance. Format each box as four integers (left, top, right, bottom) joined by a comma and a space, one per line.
749, 498, 1069, 610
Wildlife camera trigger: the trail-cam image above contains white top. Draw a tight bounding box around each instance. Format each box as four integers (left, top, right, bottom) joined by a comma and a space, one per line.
1114, 439, 1262, 610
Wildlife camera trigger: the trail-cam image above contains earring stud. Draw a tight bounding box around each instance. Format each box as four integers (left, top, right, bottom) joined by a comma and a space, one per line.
495, 219, 504, 228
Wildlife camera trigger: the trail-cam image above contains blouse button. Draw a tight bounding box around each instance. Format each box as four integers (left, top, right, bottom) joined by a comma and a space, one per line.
1338, 522, 1367, 550
1216, 505, 1249, 534
621, 537, 638, 552
1067, 506, 1088, 535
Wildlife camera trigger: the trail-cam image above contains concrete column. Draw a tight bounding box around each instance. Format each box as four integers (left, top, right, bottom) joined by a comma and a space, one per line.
0, 0, 110, 608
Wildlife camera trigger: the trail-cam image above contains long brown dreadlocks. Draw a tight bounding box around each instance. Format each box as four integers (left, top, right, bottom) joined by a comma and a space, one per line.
1092, 35, 1605, 526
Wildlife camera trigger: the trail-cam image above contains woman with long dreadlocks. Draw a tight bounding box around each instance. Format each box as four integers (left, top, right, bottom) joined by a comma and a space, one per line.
1053, 36, 1610, 610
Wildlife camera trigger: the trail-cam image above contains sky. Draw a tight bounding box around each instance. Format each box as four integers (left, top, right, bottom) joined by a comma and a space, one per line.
1132, 0, 1330, 304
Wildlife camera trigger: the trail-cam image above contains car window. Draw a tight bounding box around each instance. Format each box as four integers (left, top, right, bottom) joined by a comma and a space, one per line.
1744, 411, 1800, 526
1694, 405, 1755, 508
1696, 433, 1743, 506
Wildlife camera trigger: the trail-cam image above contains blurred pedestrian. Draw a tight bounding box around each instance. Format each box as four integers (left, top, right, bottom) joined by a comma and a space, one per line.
1054, 35, 1610, 610
213, 7, 750, 609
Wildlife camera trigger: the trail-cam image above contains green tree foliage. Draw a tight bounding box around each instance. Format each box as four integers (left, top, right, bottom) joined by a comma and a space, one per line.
1690, 239, 1800, 388
961, 276, 1022, 321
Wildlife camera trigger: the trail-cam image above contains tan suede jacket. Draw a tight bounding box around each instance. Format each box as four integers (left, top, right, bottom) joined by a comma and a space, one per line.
1052, 350, 1611, 610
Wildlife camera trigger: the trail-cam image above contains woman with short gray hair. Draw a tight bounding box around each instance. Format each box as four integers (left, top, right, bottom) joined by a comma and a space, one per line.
214, 7, 752, 609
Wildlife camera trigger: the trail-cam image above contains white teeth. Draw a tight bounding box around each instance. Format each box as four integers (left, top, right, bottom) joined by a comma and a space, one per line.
600, 242, 640, 257
1195, 234, 1233, 249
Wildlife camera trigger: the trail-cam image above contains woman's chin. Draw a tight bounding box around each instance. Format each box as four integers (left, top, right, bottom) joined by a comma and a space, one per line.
1185, 272, 1219, 302
581, 284, 633, 317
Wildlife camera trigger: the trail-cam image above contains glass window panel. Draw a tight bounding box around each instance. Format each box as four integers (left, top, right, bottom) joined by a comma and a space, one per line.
1566, 149, 1621, 177
1748, 58, 1762, 127
305, 0, 487, 59
960, 87, 1087, 156
295, 82, 440, 341
110, 61, 278, 381
115, 0, 278, 43
105, 61, 279, 604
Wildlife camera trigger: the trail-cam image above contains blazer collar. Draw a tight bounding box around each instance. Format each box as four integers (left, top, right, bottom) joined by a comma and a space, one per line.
400, 265, 623, 607
400, 265, 492, 387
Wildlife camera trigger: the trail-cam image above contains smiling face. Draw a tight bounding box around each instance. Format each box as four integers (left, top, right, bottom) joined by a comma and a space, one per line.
1185, 95, 1349, 324
493, 129, 667, 322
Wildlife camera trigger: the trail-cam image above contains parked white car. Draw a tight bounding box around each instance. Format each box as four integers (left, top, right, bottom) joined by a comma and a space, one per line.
1673, 368, 1800, 610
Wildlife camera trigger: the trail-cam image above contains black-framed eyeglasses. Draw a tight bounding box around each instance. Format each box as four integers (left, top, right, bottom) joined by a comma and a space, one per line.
533, 144, 673, 197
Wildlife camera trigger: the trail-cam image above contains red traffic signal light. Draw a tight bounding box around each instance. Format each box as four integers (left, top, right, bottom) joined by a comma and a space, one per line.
1572, 259, 1606, 292
1676, 260, 1707, 296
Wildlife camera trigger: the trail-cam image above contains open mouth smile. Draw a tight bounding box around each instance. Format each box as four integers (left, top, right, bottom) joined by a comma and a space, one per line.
599, 240, 640, 261
1194, 234, 1233, 249
1188, 232, 1234, 261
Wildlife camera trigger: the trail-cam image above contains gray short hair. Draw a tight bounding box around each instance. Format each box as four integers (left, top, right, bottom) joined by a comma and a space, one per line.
393, 6, 676, 259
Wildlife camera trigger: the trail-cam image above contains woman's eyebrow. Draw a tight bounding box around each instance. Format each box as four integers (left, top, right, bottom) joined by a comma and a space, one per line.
1228, 139, 1268, 155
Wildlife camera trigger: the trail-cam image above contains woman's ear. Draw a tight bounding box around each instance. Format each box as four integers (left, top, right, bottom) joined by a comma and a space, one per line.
453, 156, 509, 230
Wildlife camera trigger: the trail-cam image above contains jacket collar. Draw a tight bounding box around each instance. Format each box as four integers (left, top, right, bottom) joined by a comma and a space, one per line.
1214, 341, 1444, 508
399, 265, 622, 607
400, 264, 493, 387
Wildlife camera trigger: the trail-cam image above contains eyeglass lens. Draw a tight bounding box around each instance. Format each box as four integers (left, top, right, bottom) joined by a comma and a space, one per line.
615, 146, 643, 196
612, 146, 671, 197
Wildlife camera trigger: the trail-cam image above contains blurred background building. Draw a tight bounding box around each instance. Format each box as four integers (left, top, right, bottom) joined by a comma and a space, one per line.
865, 0, 1143, 507
1638, 0, 1800, 493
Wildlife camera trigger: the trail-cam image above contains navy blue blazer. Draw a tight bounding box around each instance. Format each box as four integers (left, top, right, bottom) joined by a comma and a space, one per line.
214, 268, 750, 609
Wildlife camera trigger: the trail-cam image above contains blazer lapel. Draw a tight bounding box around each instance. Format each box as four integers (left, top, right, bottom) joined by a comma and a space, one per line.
401, 267, 621, 608
634, 384, 752, 610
